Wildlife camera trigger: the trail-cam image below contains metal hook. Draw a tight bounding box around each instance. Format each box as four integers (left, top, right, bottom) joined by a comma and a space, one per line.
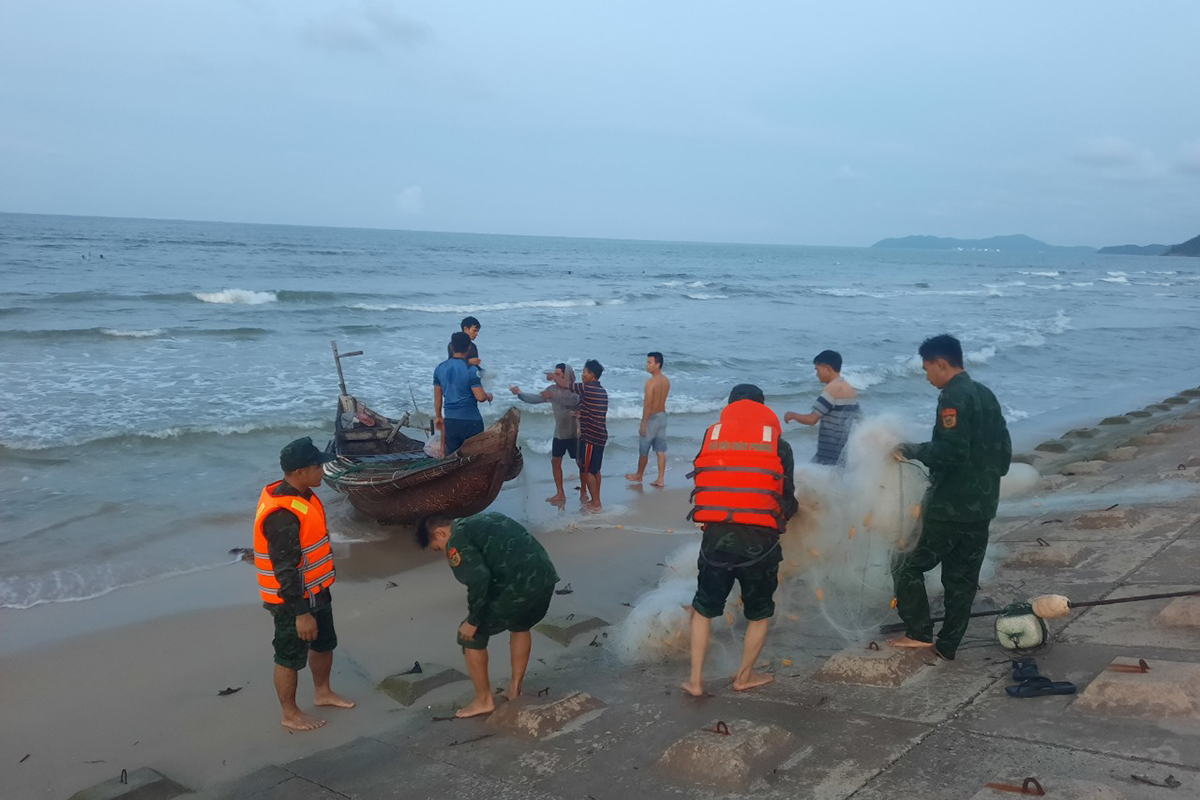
705, 720, 730, 735
1035, 537, 1050, 547
1022, 777, 1045, 795
867, 641, 880, 651
120, 769, 128, 785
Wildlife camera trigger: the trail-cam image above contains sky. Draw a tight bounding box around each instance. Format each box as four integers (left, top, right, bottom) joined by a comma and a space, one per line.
1, 1, 1198, 247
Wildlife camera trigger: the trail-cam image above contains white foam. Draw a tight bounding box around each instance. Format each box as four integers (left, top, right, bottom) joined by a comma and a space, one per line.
349, 298, 624, 313
1020, 271, 1061, 278
966, 345, 997, 364
193, 289, 278, 305
99, 328, 164, 338
685, 293, 728, 300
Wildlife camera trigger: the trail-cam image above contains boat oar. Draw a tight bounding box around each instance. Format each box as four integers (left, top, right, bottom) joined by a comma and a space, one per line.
878, 588, 1200, 634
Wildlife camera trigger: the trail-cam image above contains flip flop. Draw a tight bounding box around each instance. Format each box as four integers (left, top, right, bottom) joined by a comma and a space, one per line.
1011, 658, 1041, 681
1005, 677, 1076, 698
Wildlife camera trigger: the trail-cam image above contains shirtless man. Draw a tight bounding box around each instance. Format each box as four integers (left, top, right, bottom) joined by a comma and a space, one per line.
784, 350, 860, 466
625, 352, 671, 487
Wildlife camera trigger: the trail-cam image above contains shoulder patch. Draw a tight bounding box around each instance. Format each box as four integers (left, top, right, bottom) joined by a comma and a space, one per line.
447, 547, 462, 568
941, 408, 958, 429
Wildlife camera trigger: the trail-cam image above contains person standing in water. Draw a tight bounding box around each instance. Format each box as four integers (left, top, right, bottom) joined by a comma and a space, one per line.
510, 363, 581, 504
626, 351, 671, 487
784, 350, 860, 466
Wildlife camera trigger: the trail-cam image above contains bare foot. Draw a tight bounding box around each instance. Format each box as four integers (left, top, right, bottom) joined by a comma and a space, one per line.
505, 679, 523, 701
545, 493, 566, 504
625, 473, 643, 482
281, 709, 327, 732
455, 696, 496, 718
583, 501, 603, 513
680, 679, 706, 697
732, 671, 774, 691
886, 635, 934, 649
650, 478, 665, 488
315, 690, 356, 708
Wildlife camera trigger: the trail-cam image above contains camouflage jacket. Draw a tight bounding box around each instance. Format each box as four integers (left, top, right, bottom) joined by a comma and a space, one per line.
446, 513, 559, 626
901, 371, 1011, 522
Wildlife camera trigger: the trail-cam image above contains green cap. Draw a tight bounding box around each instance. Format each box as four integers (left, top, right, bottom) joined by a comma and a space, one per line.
280, 437, 336, 472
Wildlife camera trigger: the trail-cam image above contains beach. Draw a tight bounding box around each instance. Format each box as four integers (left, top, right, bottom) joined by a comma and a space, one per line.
3, 213, 1200, 797
2, 383, 1199, 798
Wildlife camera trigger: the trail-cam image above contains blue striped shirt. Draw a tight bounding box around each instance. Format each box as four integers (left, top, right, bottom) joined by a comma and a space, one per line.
572, 381, 609, 446
812, 389, 861, 465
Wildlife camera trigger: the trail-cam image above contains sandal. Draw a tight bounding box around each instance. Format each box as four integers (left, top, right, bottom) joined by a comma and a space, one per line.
1011, 658, 1041, 681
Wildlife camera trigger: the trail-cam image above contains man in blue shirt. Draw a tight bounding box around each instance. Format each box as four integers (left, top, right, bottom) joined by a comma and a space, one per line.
434, 332, 492, 454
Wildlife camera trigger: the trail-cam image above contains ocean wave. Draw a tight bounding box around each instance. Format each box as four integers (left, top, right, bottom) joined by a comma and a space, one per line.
99, 328, 164, 338
1, 418, 329, 452
1101, 276, 1129, 284
349, 298, 627, 313
0, 560, 231, 609
193, 288, 278, 304
1020, 271, 1060, 278
685, 293, 728, 300
0, 326, 270, 343
1071, 281, 1094, 287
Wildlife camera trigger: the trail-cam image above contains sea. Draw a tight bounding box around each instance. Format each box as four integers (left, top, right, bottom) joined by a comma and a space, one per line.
2, 211, 1198, 612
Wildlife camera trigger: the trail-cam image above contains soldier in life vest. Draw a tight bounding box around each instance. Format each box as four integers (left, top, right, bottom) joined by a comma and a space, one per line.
889, 335, 1011, 660
682, 384, 799, 697
253, 437, 355, 732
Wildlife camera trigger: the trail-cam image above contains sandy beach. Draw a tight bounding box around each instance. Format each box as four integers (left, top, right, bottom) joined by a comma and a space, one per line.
4, 384, 1200, 799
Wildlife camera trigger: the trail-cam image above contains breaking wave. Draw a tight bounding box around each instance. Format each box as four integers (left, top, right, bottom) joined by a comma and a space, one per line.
1, 419, 328, 452
193, 289, 278, 304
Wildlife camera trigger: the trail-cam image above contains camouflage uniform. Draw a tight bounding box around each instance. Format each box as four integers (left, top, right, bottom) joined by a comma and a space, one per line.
693, 439, 799, 621
892, 371, 1011, 659
446, 512, 560, 649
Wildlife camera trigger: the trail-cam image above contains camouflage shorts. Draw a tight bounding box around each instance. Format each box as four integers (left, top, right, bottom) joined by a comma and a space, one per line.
270, 602, 337, 671
692, 547, 782, 622
458, 584, 555, 650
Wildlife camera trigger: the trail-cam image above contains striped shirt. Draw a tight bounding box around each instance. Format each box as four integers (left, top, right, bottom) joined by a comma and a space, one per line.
572, 381, 609, 446
812, 389, 861, 465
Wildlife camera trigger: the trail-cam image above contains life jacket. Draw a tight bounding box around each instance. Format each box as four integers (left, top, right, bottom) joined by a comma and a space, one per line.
252, 481, 336, 605
688, 400, 786, 531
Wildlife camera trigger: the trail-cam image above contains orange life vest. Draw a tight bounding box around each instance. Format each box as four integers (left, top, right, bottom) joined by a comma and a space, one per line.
252, 481, 335, 605
688, 400, 786, 531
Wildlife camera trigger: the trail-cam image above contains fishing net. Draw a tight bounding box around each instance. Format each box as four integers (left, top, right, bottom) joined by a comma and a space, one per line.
995, 602, 1049, 650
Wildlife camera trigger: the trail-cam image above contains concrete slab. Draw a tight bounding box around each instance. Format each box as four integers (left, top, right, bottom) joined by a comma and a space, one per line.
190, 767, 293, 800
1165, 396, 1191, 406
657, 719, 796, 790
1061, 460, 1107, 475
971, 777, 1124, 799
1124, 410, 1153, 418
1145, 403, 1173, 412
1074, 656, 1200, 720
535, 614, 610, 646
1036, 439, 1075, 452
1106, 446, 1139, 461
1152, 422, 1191, 434
1122, 538, 1200, 584
230, 777, 342, 800
814, 644, 930, 688
1064, 427, 1101, 439
1181, 388, 1200, 398
1099, 416, 1131, 426
1158, 596, 1200, 628
851, 727, 1200, 800
487, 690, 607, 740
1069, 507, 1147, 530
377, 662, 467, 706
1005, 542, 1088, 568
67, 768, 190, 800
283, 735, 563, 800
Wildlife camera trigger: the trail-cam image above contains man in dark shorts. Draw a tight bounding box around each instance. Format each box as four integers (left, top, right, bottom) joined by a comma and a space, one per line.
252, 437, 356, 732
551, 358, 608, 511
510, 362, 581, 504
683, 384, 798, 697
417, 512, 559, 718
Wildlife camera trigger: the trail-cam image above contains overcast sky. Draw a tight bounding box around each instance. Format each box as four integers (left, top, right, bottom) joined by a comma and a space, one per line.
2, 1, 1197, 247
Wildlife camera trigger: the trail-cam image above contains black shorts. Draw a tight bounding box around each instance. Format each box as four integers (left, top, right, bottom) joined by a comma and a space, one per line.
692, 541, 782, 622
270, 597, 337, 671
580, 441, 604, 475
551, 437, 578, 460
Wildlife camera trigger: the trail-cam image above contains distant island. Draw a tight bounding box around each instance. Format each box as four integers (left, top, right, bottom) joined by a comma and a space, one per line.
871, 234, 1095, 253
1164, 234, 1200, 257
1097, 244, 1169, 256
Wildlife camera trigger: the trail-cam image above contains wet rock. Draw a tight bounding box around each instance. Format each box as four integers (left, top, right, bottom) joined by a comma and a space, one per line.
1104, 446, 1138, 462
1074, 657, 1200, 719
658, 719, 797, 790
815, 644, 930, 687
534, 615, 610, 646
378, 663, 467, 706
1061, 460, 1107, 475
68, 768, 189, 800
487, 691, 606, 740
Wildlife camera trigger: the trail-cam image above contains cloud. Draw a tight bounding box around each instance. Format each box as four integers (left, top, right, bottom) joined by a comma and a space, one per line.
301, 1, 429, 54
1069, 135, 1164, 182
396, 185, 424, 215
1176, 140, 1200, 175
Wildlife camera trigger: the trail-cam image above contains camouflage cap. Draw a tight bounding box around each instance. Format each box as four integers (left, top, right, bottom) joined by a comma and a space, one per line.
280, 437, 336, 472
